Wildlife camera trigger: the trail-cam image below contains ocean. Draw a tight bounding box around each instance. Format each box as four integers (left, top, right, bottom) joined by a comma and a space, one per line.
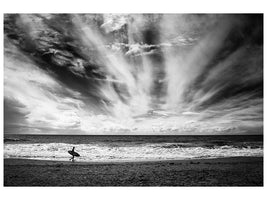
4, 134, 263, 162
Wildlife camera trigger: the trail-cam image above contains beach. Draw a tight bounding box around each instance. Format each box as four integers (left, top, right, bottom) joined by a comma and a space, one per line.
4, 157, 263, 186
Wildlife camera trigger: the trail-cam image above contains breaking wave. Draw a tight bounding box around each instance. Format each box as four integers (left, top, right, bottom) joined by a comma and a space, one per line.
4, 142, 263, 162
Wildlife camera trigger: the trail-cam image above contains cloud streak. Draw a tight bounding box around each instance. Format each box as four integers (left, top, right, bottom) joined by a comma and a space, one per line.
4, 14, 263, 135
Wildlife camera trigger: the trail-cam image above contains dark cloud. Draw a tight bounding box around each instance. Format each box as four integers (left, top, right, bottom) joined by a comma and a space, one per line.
4, 98, 29, 134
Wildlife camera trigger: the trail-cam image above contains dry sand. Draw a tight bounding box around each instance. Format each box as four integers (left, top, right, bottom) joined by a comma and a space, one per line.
4, 157, 263, 186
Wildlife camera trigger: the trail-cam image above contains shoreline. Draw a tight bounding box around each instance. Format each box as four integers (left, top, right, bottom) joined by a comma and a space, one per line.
4, 156, 263, 165
4, 156, 263, 186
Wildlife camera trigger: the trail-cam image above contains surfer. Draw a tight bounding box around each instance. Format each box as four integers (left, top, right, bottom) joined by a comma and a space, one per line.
68, 147, 80, 162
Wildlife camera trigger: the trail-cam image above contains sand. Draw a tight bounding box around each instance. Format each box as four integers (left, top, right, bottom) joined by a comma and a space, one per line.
4, 157, 263, 186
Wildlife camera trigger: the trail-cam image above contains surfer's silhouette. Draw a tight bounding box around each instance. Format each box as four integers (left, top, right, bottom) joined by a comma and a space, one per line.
68, 147, 80, 162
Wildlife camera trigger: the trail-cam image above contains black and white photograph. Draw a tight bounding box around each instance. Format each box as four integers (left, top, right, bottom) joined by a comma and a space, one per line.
3, 11, 264, 188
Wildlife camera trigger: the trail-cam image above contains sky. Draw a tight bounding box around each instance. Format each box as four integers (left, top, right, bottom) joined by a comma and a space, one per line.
4, 14, 263, 135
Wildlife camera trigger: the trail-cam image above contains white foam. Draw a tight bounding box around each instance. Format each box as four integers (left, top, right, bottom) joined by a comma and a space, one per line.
4, 143, 263, 162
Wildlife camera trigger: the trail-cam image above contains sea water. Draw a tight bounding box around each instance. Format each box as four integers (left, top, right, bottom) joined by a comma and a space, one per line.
4, 134, 263, 162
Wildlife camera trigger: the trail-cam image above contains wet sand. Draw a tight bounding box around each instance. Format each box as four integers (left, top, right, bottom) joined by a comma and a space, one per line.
4, 157, 263, 186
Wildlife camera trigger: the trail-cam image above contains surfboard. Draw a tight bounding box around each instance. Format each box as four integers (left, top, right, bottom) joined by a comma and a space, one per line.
68, 150, 80, 157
